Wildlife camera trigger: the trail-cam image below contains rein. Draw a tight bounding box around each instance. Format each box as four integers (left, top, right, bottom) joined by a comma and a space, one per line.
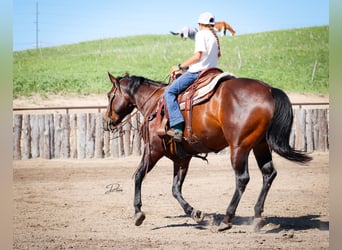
107, 109, 140, 139
107, 88, 118, 120
138, 86, 163, 111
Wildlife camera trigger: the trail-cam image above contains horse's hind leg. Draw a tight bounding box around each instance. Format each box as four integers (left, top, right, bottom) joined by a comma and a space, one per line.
220, 28, 225, 37
219, 146, 250, 231
172, 157, 204, 222
252, 140, 277, 231
172, 157, 192, 214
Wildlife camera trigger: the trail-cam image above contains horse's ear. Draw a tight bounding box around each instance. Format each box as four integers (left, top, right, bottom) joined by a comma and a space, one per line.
108, 72, 122, 92
108, 72, 117, 85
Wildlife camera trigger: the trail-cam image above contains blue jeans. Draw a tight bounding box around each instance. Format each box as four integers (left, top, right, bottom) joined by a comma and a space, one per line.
164, 71, 200, 128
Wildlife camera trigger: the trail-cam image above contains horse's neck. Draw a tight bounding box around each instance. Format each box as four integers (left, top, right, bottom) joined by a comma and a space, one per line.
135, 85, 164, 115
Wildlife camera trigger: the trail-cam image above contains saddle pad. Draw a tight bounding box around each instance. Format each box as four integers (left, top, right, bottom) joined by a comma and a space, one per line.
193, 72, 236, 101
179, 72, 236, 109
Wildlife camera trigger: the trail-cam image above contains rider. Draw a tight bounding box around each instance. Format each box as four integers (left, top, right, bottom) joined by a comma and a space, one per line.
164, 12, 221, 142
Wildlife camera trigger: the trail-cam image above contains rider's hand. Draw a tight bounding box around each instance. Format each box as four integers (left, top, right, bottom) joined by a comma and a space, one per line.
170, 65, 179, 75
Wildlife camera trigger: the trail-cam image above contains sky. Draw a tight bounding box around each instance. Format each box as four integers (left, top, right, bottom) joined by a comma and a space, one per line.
13, 0, 329, 51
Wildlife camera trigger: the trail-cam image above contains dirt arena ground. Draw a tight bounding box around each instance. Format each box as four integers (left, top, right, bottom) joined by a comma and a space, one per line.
13, 151, 329, 249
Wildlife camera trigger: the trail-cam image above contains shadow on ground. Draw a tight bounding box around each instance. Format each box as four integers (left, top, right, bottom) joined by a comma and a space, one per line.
151, 213, 329, 233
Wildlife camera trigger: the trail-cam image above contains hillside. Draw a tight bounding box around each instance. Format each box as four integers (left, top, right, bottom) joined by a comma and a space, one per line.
13, 26, 328, 97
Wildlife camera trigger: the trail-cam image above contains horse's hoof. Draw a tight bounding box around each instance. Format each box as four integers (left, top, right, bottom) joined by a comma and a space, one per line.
191, 209, 204, 223
217, 221, 233, 232
134, 212, 146, 226
253, 217, 266, 232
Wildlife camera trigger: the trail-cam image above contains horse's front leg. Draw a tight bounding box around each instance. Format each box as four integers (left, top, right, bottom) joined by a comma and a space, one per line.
172, 157, 204, 223
133, 147, 162, 226
133, 161, 147, 226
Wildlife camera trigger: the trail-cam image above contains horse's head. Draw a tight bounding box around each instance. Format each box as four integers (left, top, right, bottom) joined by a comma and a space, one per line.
103, 72, 136, 131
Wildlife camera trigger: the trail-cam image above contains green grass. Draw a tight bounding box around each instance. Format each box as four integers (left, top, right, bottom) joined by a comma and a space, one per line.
13, 26, 328, 97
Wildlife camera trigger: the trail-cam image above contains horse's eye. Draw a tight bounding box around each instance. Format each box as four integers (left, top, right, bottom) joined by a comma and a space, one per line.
107, 92, 114, 100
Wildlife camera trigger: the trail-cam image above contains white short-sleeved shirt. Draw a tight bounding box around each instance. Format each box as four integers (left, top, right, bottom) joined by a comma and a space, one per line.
188, 29, 219, 73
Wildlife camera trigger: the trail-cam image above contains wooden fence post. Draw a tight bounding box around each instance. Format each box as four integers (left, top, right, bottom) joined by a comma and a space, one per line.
86, 113, 96, 158
30, 114, 39, 158
318, 109, 329, 151
54, 114, 63, 158
38, 114, 45, 158
42, 114, 53, 159
61, 114, 70, 158
111, 130, 120, 158
70, 114, 78, 158
312, 110, 319, 151
119, 127, 125, 157
77, 113, 87, 159
48, 114, 55, 159
22, 114, 31, 159
295, 109, 306, 151
103, 130, 110, 158
306, 109, 314, 152
95, 112, 104, 158
13, 114, 22, 160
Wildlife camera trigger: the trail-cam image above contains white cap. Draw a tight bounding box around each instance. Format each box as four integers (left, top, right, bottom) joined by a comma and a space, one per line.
198, 12, 215, 25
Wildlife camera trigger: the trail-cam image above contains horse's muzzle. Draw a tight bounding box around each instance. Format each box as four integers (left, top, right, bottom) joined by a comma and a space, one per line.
103, 118, 117, 132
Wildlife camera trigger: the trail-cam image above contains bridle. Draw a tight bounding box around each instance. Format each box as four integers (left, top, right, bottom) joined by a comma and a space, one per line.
107, 87, 118, 119
105, 78, 163, 133
105, 86, 139, 135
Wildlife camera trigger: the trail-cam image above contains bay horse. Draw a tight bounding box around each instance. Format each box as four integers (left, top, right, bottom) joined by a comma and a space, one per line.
214, 21, 236, 36
103, 71, 311, 232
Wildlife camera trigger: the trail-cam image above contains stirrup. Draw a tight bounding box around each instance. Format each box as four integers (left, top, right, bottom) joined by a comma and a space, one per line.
166, 129, 183, 142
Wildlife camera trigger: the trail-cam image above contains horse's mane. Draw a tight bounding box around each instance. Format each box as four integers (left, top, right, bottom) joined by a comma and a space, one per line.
119, 73, 166, 97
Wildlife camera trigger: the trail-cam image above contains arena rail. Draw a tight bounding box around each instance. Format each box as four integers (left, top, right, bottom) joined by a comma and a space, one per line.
12, 102, 330, 113
13, 102, 329, 160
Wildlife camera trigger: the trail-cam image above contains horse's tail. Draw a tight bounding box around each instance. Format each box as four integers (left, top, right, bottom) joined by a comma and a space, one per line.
266, 88, 312, 164
170, 31, 179, 36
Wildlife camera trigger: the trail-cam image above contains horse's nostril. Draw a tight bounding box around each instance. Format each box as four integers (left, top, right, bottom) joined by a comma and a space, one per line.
103, 118, 112, 131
